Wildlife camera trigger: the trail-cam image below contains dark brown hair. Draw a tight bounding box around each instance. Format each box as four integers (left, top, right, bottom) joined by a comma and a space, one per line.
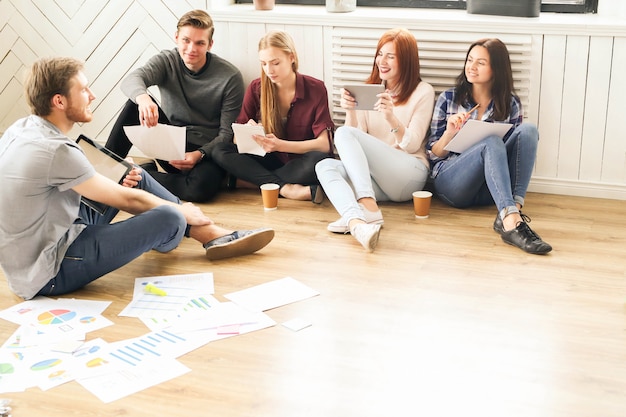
455, 38, 515, 121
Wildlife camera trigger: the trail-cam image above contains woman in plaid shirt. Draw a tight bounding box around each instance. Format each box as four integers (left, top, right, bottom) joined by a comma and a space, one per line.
427, 38, 552, 255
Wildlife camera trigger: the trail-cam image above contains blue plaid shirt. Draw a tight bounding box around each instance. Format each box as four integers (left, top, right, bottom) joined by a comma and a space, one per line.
427, 88, 523, 178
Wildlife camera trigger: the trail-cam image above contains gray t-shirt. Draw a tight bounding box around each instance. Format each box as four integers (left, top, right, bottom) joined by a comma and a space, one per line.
0, 116, 94, 299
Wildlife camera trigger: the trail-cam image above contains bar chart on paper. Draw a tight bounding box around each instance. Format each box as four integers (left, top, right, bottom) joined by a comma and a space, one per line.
108, 330, 188, 367
120, 273, 216, 319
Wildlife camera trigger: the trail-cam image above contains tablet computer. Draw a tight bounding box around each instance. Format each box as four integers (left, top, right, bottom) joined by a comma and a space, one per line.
343, 83, 385, 110
76, 134, 133, 215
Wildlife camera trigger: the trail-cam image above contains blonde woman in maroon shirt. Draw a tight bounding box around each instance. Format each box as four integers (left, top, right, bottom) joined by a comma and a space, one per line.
212, 30, 335, 202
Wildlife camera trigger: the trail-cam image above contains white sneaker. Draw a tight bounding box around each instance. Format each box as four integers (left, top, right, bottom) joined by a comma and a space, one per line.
327, 205, 384, 234
350, 223, 381, 252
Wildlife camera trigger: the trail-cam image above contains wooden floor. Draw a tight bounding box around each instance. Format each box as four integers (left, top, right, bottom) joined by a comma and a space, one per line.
1, 189, 625, 417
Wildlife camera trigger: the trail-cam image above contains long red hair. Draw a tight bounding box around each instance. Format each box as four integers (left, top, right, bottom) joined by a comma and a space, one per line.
365, 28, 422, 106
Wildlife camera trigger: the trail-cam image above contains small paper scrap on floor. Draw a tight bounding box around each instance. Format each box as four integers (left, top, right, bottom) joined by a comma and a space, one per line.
282, 318, 312, 332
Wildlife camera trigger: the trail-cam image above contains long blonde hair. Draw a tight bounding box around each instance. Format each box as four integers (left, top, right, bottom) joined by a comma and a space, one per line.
258, 30, 299, 138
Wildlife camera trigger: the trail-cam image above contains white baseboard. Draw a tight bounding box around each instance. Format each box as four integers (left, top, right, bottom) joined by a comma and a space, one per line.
529, 176, 626, 200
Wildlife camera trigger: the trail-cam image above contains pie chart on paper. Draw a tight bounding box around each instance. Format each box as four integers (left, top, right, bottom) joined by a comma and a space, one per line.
0, 363, 14, 374
37, 309, 77, 325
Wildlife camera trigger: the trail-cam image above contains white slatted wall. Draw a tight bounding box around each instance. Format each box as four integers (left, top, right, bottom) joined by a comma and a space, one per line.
535, 34, 626, 193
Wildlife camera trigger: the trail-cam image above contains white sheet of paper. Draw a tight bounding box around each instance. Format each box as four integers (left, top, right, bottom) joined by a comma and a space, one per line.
139, 294, 220, 331
444, 119, 513, 154
119, 273, 215, 319
123, 124, 186, 161
174, 301, 264, 333
232, 123, 266, 156
224, 277, 320, 312
282, 317, 312, 332
77, 358, 190, 403
0, 297, 112, 343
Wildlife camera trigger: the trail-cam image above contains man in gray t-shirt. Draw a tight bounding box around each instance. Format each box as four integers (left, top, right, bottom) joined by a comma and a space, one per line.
0, 57, 273, 300
105, 9, 244, 203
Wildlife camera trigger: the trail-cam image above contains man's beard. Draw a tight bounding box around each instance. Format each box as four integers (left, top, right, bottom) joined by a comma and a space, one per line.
66, 98, 92, 123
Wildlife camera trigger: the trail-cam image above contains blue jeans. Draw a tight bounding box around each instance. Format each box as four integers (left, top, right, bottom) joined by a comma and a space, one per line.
316, 126, 429, 222
36, 172, 187, 296
432, 123, 538, 218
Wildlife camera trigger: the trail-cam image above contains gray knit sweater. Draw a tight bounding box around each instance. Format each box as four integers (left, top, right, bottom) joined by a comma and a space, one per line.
121, 48, 244, 154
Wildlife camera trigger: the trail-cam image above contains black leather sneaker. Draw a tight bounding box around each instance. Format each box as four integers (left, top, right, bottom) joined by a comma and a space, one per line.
493, 213, 504, 235
500, 221, 552, 255
493, 212, 534, 236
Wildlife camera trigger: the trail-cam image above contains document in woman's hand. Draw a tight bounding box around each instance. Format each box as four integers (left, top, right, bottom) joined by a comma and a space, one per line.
444, 120, 513, 153
231, 123, 267, 156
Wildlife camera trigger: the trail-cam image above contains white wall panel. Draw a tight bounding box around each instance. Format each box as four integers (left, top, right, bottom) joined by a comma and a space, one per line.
603, 37, 626, 184
212, 22, 325, 86
558, 35, 588, 180
580, 36, 612, 183
213, 21, 267, 85
536, 35, 566, 179
526, 35, 544, 125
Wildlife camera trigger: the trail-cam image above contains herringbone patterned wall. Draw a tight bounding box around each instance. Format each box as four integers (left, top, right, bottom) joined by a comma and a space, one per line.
0, 0, 207, 141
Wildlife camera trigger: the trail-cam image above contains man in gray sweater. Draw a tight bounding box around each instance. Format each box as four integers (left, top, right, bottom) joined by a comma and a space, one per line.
106, 9, 244, 202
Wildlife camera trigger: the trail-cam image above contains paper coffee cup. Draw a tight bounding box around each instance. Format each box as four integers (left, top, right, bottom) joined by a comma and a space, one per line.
260, 183, 279, 211
412, 190, 432, 219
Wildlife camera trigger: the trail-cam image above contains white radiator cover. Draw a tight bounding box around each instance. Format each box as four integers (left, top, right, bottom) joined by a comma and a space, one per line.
328, 28, 535, 125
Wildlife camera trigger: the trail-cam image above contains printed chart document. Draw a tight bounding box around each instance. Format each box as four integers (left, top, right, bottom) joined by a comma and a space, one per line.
444, 119, 513, 154
118, 273, 215, 320
123, 123, 185, 161
224, 277, 319, 312
0, 297, 113, 343
232, 123, 266, 156
78, 358, 190, 403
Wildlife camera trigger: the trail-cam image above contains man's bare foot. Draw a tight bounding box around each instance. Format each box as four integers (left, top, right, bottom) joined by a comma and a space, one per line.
279, 183, 311, 201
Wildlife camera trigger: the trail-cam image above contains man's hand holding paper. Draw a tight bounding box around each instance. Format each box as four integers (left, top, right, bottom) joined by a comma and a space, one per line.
123, 124, 186, 161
